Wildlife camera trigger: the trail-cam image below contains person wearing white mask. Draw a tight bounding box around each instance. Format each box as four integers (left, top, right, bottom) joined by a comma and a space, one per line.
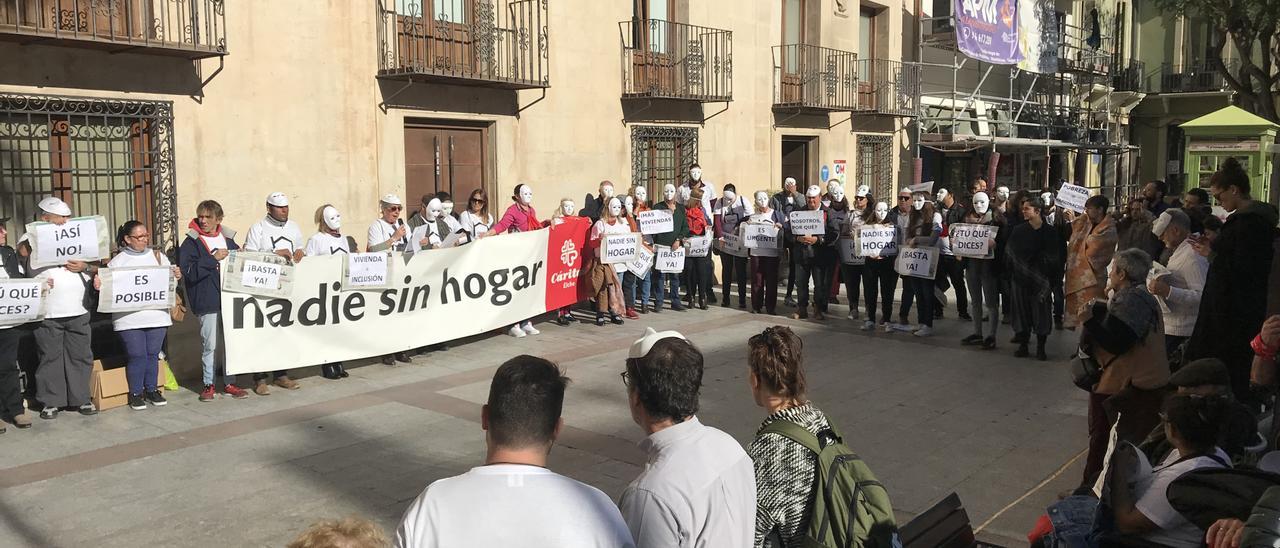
826, 182, 861, 319
682, 164, 716, 224
457, 188, 494, 241
714, 183, 750, 309
896, 190, 942, 336
860, 201, 899, 331
583, 180, 616, 223
16, 196, 99, 419
485, 184, 546, 337
747, 190, 786, 314
406, 198, 457, 253
304, 205, 357, 379
434, 191, 464, 233
934, 187, 970, 322
958, 192, 1005, 349
551, 198, 586, 326
625, 186, 657, 315
588, 197, 629, 326
651, 184, 689, 312
772, 177, 803, 307
243, 192, 306, 392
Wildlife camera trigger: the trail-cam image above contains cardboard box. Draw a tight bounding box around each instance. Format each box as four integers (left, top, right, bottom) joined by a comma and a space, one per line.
91, 358, 167, 411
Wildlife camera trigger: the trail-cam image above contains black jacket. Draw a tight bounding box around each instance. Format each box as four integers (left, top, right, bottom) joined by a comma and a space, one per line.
791, 205, 837, 265
0, 245, 20, 279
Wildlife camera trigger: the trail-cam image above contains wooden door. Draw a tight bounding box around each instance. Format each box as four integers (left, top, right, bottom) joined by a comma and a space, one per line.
781, 139, 809, 188
779, 0, 806, 103
632, 0, 674, 95
858, 9, 877, 110
404, 124, 487, 213
397, 0, 474, 75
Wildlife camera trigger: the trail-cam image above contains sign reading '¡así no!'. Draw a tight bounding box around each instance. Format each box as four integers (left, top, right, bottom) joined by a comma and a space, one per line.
25, 216, 110, 269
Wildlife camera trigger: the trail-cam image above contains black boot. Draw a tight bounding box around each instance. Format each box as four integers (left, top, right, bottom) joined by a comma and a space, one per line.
610, 313, 625, 325
1015, 341, 1030, 358
595, 312, 605, 326
1036, 335, 1049, 361
337, 363, 349, 378
321, 364, 340, 380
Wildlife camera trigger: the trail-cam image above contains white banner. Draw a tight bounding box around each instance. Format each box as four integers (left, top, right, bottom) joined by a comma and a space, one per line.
97, 266, 175, 313
788, 210, 824, 236
602, 233, 641, 264
838, 239, 866, 265
949, 224, 999, 259
685, 236, 711, 258
0, 279, 45, 327
346, 252, 394, 289
718, 233, 748, 258
895, 246, 939, 279
1056, 182, 1091, 214
637, 210, 674, 235
743, 223, 778, 249
655, 245, 686, 273
626, 245, 655, 278
855, 225, 898, 258
222, 251, 295, 298
25, 216, 110, 268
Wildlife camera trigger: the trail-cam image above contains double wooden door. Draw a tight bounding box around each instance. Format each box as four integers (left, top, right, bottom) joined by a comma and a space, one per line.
404, 123, 487, 211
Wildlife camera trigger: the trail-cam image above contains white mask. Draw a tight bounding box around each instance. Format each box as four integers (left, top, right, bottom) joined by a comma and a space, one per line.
912, 197, 926, 211
608, 197, 623, 217
996, 186, 1010, 200
442, 201, 454, 213
663, 184, 677, 201
634, 186, 648, 203
831, 187, 845, 203
755, 191, 769, 209
624, 196, 634, 215
601, 184, 615, 199
874, 202, 889, 221
936, 189, 949, 202
723, 190, 736, 205
784, 177, 796, 191
519, 185, 534, 205
561, 200, 575, 216
425, 198, 443, 222
1041, 192, 1054, 207
678, 187, 692, 202
322, 206, 341, 230
972, 192, 990, 215
689, 168, 702, 181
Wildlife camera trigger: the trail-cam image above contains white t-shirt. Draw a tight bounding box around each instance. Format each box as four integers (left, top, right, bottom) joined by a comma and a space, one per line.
394, 464, 635, 548
244, 217, 303, 254
457, 211, 494, 240
591, 219, 632, 274
199, 233, 228, 252
305, 232, 355, 257
368, 218, 409, 252
1136, 448, 1229, 548
19, 233, 88, 319
106, 249, 173, 331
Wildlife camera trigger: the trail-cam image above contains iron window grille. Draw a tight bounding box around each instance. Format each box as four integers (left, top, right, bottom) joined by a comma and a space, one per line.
857, 134, 893, 201
631, 126, 698, 199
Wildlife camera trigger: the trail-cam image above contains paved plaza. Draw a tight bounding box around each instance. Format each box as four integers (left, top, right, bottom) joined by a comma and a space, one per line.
0, 301, 1088, 547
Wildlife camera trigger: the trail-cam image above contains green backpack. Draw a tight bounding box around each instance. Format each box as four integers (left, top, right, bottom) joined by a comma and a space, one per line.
761, 419, 902, 548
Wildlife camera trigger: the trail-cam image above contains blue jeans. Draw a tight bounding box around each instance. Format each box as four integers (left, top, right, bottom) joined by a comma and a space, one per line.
652, 272, 681, 308
624, 270, 653, 309
119, 327, 166, 395
198, 312, 236, 387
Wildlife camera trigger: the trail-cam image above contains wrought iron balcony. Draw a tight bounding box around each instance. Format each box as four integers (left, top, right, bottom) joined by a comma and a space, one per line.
851, 59, 920, 117
771, 44, 857, 111
377, 0, 549, 90
0, 0, 226, 58
1111, 59, 1145, 92
1057, 15, 1111, 75
620, 18, 732, 102
1158, 59, 1236, 94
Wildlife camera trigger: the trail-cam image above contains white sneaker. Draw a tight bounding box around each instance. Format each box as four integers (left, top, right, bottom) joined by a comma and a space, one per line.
881, 322, 892, 333
861, 320, 875, 331
914, 325, 933, 337
850, 308, 861, 320
521, 321, 540, 336
507, 325, 526, 338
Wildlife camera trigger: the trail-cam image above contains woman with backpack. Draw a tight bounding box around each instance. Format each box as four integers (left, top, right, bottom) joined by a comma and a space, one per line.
746, 325, 897, 548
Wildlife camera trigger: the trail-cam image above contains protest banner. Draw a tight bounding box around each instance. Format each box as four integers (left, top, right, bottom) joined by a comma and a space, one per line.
718, 233, 748, 258
222, 251, 295, 298
685, 235, 711, 258
895, 246, 939, 279
1056, 182, 1091, 213
345, 252, 394, 289
954, 0, 1022, 65
24, 216, 109, 269
0, 279, 44, 327
908, 181, 935, 195
637, 210, 674, 235
949, 224, 999, 259
626, 245, 655, 278
655, 245, 686, 273
788, 210, 824, 236
838, 239, 866, 265
96, 266, 175, 313
602, 233, 641, 264
854, 225, 898, 258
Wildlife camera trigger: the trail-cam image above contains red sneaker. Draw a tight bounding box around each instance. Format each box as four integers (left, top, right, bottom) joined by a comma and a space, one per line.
625, 308, 640, 320
223, 384, 250, 399
198, 385, 216, 402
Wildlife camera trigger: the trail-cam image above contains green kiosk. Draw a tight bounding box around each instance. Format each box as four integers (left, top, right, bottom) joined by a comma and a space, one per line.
1180, 105, 1277, 199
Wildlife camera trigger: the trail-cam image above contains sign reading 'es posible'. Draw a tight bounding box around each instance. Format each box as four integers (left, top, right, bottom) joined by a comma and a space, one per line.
97, 266, 175, 313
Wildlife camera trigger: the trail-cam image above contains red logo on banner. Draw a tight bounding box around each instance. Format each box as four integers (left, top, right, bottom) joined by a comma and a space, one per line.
545, 217, 590, 310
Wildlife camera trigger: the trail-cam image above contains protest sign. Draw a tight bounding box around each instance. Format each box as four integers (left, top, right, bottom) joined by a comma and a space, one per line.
1056, 182, 1091, 213
346, 252, 394, 289
788, 210, 824, 236
637, 210, 674, 235
602, 233, 641, 264
655, 245, 686, 273
743, 223, 779, 249
718, 233, 748, 258
25, 216, 109, 268
685, 235, 711, 258
0, 279, 44, 327
895, 246, 939, 279
855, 225, 898, 258
626, 245, 655, 278
838, 239, 866, 265
97, 266, 175, 313
908, 181, 935, 195
949, 224, 999, 259
222, 251, 295, 298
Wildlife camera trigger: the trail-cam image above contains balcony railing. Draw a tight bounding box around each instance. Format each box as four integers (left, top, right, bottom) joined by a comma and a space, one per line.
0, 0, 226, 58
1158, 59, 1236, 94
771, 44, 857, 111
1057, 15, 1111, 75
1111, 59, 1146, 92
852, 59, 920, 116
620, 18, 732, 102
377, 0, 549, 89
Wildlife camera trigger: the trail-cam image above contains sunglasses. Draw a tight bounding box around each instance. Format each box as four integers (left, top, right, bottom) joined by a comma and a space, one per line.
471, 199, 486, 204
898, 196, 911, 201
387, 206, 402, 212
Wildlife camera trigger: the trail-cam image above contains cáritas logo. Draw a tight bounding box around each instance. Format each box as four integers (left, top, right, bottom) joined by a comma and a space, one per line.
560, 240, 579, 266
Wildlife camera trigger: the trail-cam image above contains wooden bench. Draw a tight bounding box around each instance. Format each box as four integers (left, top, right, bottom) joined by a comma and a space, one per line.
900, 493, 1005, 548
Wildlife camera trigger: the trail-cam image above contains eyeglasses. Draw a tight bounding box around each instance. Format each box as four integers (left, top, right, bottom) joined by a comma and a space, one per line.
471, 199, 486, 204
387, 206, 402, 212
129, 232, 150, 240
898, 196, 911, 201
619, 370, 631, 387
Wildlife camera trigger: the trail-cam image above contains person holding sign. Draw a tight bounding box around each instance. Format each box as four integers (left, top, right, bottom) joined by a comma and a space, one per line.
772, 177, 803, 308
748, 191, 785, 315
486, 184, 547, 338
96, 221, 179, 410
830, 183, 864, 320
1064, 195, 1118, 330
1005, 197, 1061, 360
896, 190, 942, 337
684, 188, 715, 310
789, 186, 836, 320
625, 186, 656, 315
588, 198, 629, 326
178, 200, 250, 402
713, 183, 750, 309
404, 198, 456, 254
457, 189, 494, 242
651, 184, 689, 312
304, 205, 356, 379
16, 196, 99, 420
550, 199, 586, 326
861, 202, 899, 332
243, 192, 304, 395
958, 192, 1005, 349
0, 219, 37, 430
935, 187, 970, 322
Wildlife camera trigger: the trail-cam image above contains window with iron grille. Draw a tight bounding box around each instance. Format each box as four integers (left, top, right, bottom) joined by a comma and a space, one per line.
857, 134, 893, 200
631, 126, 698, 198
0, 94, 177, 252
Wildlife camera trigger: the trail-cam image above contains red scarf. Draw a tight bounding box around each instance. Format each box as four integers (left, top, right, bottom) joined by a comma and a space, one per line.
686, 204, 708, 236
188, 219, 225, 254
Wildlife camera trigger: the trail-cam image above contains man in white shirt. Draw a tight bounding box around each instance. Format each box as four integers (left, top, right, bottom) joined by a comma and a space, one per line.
395, 355, 634, 548
242, 192, 304, 394
682, 164, 716, 224
1148, 209, 1208, 357
619, 328, 756, 548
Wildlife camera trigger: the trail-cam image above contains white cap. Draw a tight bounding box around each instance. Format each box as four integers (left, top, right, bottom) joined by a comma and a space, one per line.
628, 327, 688, 360
37, 196, 72, 217
805, 185, 821, 198
856, 185, 870, 198
266, 192, 290, 207
380, 194, 403, 206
